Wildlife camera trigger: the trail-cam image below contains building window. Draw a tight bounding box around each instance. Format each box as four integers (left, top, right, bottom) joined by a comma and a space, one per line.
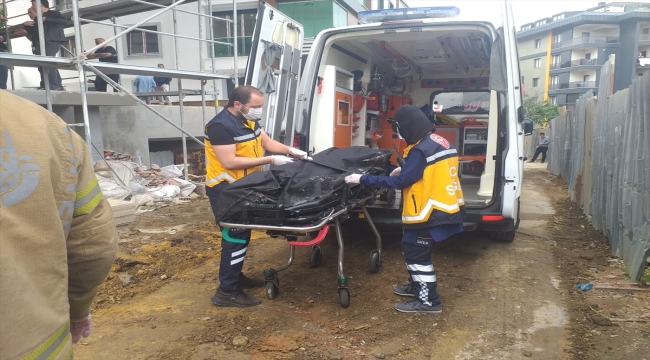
552, 55, 561, 66
211, 9, 257, 58
550, 96, 557, 105
534, 58, 541, 68
552, 14, 565, 21
583, 75, 590, 82
535, 39, 542, 48
585, 53, 591, 60
553, 33, 563, 44
551, 75, 559, 85
126, 24, 160, 56
535, 20, 547, 27
533, 78, 540, 87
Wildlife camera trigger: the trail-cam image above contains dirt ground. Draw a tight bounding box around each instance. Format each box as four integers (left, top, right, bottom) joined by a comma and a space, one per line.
75, 165, 649, 360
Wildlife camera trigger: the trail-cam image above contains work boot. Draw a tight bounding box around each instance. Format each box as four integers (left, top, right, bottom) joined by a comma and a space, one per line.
394, 299, 442, 314
392, 284, 416, 297
211, 288, 262, 308
239, 273, 265, 289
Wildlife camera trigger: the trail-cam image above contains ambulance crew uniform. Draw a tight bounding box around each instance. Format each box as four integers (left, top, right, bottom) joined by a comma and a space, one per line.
205, 109, 264, 295
345, 105, 465, 313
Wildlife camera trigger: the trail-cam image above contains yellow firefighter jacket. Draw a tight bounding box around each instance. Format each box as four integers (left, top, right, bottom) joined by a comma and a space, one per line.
204, 109, 264, 187
401, 133, 466, 229
0, 91, 118, 360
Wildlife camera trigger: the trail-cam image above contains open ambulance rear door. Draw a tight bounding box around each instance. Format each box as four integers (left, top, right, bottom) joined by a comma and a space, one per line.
245, 2, 304, 146
500, 0, 525, 224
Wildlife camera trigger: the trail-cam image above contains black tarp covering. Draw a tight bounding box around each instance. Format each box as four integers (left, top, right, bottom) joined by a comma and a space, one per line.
214, 146, 393, 225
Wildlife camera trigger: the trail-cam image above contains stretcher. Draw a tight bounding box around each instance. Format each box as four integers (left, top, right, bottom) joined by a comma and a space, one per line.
219, 185, 384, 308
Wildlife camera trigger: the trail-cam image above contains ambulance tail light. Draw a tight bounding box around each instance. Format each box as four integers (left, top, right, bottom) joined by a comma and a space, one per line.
358, 7, 461, 25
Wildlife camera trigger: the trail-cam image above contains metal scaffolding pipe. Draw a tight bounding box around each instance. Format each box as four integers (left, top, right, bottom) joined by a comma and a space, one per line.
172, 0, 189, 181
233, 0, 238, 86
84, 0, 189, 55
2, 0, 15, 89
129, 0, 233, 23
79, 17, 233, 46
208, 0, 218, 115
71, 0, 92, 159
85, 63, 205, 147
35, 0, 52, 111
198, 0, 204, 72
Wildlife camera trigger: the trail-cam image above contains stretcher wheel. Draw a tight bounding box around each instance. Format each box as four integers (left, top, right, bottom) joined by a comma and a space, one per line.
266, 277, 280, 299
338, 288, 350, 308
369, 251, 381, 274
309, 246, 322, 268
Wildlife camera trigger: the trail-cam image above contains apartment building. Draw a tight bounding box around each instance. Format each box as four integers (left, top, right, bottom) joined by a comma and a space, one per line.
5, 0, 407, 98
517, 2, 650, 108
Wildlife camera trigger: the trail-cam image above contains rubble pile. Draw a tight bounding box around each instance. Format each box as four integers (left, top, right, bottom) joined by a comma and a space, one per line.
175, 150, 206, 177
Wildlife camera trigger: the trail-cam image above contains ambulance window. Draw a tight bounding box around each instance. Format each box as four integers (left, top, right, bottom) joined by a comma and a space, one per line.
430, 91, 490, 115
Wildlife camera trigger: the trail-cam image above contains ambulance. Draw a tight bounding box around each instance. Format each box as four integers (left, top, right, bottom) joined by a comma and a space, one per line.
244, 1, 533, 242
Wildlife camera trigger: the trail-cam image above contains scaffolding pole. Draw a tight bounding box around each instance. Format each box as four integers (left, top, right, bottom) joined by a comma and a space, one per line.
86, 63, 205, 147
71, 0, 92, 158
208, 0, 218, 114
233, 0, 238, 87
198, 0, 207, 128
2, 0, 15, 89
172, 0, 188, 181
35, 0, 52, 111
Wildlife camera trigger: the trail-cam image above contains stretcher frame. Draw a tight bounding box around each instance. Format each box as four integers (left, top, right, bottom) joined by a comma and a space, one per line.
219, 191, 383, 308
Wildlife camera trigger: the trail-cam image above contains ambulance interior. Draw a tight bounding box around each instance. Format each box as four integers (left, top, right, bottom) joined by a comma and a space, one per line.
307, 25, 502, 209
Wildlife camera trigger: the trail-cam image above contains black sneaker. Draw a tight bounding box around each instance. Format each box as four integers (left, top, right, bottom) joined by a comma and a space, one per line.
392, 284, 416, 297
211, 288, 262, 308
239, 273, 265, 288
394, 299, 442, 314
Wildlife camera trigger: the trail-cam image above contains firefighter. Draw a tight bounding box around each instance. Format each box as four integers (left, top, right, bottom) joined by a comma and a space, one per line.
345, 104, 466, 313
0, 90, 118, 358
205, 85, 308, 307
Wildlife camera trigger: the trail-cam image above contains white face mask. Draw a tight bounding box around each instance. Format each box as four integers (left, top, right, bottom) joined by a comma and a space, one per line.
241, 105, 263, 121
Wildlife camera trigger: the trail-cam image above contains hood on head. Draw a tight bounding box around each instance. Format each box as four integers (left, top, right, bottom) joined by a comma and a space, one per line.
392, 105, 434, 145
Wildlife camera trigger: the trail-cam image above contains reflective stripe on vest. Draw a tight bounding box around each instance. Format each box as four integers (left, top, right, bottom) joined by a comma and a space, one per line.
233, 128, 261, 142
401, 198, 465, 222
425, 149, 457, 164
206, 172, 237, 185
22, 321, 72, 360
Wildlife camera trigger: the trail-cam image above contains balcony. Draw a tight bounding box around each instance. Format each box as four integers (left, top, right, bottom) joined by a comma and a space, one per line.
550, 58, 598, 70
549, 81, 597, 90
551, 36, 619, 49
640, 34, 650, 42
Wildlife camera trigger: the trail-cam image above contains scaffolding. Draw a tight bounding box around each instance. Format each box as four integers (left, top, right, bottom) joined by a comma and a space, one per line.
0, 0, 242, 180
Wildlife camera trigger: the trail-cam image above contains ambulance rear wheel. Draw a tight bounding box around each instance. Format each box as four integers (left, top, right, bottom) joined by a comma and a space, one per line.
493, 231, 515, 243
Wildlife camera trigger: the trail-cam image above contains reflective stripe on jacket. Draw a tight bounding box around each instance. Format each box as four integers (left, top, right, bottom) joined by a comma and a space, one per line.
204, 109, 263, 187
401, 133, 466, 229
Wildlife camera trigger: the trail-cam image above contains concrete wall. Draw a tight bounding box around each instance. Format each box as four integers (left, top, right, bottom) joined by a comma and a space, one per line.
99, 104, 224, 166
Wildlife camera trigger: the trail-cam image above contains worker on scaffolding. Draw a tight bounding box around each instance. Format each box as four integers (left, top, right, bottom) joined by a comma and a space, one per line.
87, 37, 120, 92
345, 105, 466, 314
19, 0, 66, 90
0, 90, 118, 358
205, 85, 309, 307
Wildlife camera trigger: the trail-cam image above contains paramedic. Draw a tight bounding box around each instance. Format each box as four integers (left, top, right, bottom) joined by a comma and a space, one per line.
0, 90, 118, 358
344, 105, 465, 314
205, 85, 309, 307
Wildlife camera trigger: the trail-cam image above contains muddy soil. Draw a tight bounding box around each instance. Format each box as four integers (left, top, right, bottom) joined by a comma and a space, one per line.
74, 166, 649, 360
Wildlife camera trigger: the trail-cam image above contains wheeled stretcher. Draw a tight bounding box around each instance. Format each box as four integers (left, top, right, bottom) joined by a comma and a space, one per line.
219, 185, 384, 308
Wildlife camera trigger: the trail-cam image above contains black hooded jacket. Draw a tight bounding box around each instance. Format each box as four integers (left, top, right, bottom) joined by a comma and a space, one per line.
392, 105, 434, 145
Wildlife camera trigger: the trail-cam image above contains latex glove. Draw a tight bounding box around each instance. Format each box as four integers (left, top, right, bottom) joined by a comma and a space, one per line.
270, 155, 294, 166
288, 147, 308, 159
70, 314, 93, 344
345, 174, 362, 184
390, 167, 401, 177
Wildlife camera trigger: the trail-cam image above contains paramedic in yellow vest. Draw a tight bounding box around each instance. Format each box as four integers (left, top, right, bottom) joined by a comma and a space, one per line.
0, 90, 118, 359
345, 104, 466, 314
205, 85, 308, 307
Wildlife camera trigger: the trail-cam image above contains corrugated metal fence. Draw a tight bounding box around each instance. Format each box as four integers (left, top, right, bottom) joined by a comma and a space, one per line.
546, 62, 649, 282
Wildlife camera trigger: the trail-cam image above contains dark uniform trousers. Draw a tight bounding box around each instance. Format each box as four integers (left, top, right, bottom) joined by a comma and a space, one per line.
402, 232, 441, 306
207, 182, 250, 293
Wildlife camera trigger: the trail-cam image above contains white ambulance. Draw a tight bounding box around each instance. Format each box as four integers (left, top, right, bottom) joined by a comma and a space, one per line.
244, 2, 533, 242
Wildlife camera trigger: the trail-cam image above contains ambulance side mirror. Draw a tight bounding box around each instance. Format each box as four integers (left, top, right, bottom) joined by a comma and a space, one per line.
522, 118, 534, 136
